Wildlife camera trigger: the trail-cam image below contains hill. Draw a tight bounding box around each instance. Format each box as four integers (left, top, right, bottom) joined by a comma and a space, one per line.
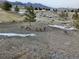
10, 1, 51, 9
0, 9, 24, 23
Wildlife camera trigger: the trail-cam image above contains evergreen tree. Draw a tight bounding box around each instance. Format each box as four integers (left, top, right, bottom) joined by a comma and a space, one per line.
24, 6, 36, 25
39, 7, 42, 10
35, 7, 38, 10
71, 10, 74, 12
2, 1, 12, 11
15, 5, 19, 12
77, 9, 79, 12
46, 8, 50, 11
53, 9, 57, 13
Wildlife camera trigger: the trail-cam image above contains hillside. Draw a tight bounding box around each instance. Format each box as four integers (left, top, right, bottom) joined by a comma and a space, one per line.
0, 9, 24, 23
10, 2, 51, 9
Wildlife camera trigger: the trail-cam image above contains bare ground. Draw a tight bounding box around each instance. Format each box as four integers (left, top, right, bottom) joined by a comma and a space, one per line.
0, 22, 78, 59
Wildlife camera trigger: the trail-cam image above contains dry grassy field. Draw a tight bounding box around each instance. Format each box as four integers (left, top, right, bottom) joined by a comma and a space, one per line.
0, 22, 78, 59
0, 9, 24, 23
0, 9, 79, 59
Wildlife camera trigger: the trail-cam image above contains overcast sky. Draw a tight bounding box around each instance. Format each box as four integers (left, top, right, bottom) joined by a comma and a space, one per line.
7, 0, 79, 8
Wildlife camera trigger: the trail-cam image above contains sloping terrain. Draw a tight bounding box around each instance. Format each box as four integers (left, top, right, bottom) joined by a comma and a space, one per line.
0, 9, 79, 59
0, 9, 24, 23
0, 23, 78, 59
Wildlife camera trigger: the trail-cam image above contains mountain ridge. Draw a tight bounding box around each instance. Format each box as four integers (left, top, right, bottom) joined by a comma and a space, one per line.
10, 1, 51, 9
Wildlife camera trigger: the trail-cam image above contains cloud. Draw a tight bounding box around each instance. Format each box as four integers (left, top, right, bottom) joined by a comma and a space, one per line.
43, 0, 47, 2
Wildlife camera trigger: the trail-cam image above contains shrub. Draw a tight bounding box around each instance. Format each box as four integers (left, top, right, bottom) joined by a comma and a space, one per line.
72, 11, 79, 19
59, 11, 68, 20
73, 20, 79, 29
35, 8, 38, 10
72, 11, 79, 29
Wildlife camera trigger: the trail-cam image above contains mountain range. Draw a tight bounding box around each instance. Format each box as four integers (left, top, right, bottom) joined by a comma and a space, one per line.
10, 1, 51, 9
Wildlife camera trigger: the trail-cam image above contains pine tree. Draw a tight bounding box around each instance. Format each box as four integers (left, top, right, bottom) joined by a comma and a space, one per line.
2, 1, 12, 11
24, 6, 36, 25
35, 7, 38, 10
15, 5, 19, 12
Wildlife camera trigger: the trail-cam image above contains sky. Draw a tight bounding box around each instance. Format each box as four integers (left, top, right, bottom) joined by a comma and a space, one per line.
7, 0, 79, 8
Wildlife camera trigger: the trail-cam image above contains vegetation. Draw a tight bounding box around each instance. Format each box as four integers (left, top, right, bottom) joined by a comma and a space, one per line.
24, 6, 36, 25
53, 9, 57, 13
35, 8, 38, 10
39, 7, 42, 10
71, 10, 74, 12
59, 11, 68, 20
2, 1, 12, 11
77, 9, 79, 12
15, 6, 19, 12
72, 11, 79, 29
72, 11, 78, 19
45, 8, 50, 11
0, 10, 23, 23
73, 20, 79, 29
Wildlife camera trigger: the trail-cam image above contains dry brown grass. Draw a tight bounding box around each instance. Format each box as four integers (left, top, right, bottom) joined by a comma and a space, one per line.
0, 10, 24, 23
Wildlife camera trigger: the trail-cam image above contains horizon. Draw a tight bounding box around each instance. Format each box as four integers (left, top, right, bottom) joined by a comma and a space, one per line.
7, 0, 79, 8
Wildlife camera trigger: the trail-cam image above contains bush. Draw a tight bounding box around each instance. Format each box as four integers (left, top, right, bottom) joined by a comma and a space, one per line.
72, 11, 79, 19
59, 11, 68, 20
73, 11, 79, 29
71, 10, 74, 12
11, 20, 16, 23
73, 20, 79, 29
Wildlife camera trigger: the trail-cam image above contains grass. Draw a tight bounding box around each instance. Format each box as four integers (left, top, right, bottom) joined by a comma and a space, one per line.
0, 9, 24, 23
